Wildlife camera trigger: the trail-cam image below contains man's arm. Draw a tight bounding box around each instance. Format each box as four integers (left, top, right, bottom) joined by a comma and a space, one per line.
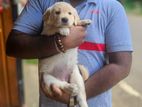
6, 26, 86, 59
85, 51, 132, 98
6, 30, 57, 58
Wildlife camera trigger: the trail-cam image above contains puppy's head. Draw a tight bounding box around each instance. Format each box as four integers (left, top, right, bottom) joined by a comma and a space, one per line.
43, 2, 80, 27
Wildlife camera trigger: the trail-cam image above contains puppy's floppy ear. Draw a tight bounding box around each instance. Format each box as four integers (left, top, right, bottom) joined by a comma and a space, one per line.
73, 9, 80, 26
43, 7, 52, 21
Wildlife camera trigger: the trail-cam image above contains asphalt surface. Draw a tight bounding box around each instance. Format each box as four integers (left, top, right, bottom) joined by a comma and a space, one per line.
112, 14, 142, 107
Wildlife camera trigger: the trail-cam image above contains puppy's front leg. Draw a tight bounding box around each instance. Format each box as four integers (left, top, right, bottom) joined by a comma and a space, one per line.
70, 65, 88, 107
43, 74, 76, 95
77, 20, 92, 26
59, 28, 70, 36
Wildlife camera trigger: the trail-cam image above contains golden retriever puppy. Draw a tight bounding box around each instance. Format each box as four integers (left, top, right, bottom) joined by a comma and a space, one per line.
39, 2, 91, 107
42, 2, 91, 35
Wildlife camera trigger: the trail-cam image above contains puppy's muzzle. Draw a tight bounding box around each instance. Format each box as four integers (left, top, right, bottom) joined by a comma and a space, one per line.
61, 17, 68, 24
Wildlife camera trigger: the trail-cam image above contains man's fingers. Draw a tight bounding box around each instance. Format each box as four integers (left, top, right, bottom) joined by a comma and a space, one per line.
51, 84, 62, 96
41, 82, 51, 97
40, 75, 62, 97
40, 82, 70, 104
39, 73, 63, 98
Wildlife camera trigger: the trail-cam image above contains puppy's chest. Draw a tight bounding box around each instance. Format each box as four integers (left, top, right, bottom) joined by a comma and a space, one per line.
39, 49, 78, 81
50, 63, 73, 81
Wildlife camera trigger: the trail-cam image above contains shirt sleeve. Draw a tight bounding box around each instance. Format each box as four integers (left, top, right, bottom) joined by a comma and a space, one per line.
13, 0, 49, 34
105, 1, 133, 52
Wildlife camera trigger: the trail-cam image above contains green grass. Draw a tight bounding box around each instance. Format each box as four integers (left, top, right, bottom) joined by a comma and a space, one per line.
23, 59, 38, 65
123, 1, 142, 15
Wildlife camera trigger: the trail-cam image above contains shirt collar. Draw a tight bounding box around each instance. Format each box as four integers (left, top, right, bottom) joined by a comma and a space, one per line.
86, 0, 98, 5
63, 0, 98, 5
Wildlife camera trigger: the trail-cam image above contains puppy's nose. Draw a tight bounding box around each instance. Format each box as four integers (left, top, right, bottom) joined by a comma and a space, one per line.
61, 17, 68, 23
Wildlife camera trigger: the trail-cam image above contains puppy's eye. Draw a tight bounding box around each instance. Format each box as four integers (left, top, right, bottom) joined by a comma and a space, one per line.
68, 12, 72, 15
55, 11, 60, 15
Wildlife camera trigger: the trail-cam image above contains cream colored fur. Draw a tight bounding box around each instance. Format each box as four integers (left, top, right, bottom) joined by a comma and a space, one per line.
39, 2, 91, 107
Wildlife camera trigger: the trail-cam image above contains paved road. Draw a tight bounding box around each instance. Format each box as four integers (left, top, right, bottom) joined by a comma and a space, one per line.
112, 14, 142, 107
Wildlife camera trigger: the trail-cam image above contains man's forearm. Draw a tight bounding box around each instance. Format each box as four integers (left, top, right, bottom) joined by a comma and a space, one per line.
6, 26, 86, 59
6, 30, 58, 59
85, 52, 132, 99
85, 63, 129, 99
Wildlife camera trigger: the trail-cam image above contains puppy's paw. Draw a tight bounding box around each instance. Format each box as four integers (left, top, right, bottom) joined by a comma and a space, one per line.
70, 84, 79, 96
63, 83, 79, 96
78, 19, 92, 26
59, 28, 70, 36
83, 19, 92, 25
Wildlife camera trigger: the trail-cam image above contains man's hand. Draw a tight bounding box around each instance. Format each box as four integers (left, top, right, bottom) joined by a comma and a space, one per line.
62, 26, 86, 50
40, 73, 70, 104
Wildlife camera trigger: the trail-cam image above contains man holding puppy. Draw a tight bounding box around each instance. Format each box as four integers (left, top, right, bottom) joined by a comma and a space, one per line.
6, 0, 133, 107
